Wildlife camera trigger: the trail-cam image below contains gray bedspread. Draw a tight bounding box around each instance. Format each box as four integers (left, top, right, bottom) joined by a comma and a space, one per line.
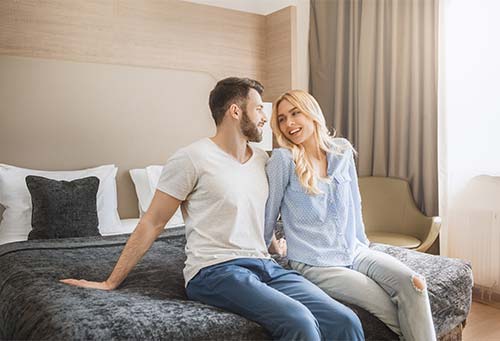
0, 227, 472, 340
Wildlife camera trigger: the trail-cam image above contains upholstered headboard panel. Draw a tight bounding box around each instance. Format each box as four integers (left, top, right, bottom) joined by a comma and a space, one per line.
0, 55, 216, 218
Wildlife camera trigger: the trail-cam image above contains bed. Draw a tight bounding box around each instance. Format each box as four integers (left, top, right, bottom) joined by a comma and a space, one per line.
0, 55, 472, 340
0, 224, 472, 340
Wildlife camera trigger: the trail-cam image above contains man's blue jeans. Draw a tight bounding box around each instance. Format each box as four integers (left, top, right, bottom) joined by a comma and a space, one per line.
186, 258, 364, 341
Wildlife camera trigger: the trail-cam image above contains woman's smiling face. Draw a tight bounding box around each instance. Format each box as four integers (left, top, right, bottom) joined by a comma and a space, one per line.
276, 99, 315, 146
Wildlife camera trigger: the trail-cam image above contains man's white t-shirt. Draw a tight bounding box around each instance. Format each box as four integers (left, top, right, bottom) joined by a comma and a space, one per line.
157, 138, 271, 286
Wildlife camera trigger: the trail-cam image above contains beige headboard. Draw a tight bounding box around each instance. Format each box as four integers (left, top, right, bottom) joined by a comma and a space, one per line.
0, 0, 298, 218
0, 55, 216, 218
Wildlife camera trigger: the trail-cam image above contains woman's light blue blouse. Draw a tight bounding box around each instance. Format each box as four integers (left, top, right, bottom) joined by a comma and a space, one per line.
264, 138, 370, 267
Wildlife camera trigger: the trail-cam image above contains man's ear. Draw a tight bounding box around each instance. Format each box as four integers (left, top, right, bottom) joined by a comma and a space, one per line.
229, 103, 241, 120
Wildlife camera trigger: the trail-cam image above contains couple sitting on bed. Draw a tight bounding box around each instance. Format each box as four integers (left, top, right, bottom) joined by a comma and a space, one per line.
62, 77, 436, 341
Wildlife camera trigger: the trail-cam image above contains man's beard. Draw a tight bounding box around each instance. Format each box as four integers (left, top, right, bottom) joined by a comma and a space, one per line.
240, 109, 263, 143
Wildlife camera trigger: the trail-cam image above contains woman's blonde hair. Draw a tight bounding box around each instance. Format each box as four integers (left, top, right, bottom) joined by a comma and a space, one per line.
271, 90, 351, 194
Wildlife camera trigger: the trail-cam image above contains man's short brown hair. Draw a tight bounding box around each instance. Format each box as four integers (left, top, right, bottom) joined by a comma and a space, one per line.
209, 77, 264, 126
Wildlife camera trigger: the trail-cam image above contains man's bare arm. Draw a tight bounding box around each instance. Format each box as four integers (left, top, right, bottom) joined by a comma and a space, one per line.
60, 190, 181, 290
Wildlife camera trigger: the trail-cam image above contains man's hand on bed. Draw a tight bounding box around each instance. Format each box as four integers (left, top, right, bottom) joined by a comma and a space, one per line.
59, 279, 116, 290
60, 191, 182, 291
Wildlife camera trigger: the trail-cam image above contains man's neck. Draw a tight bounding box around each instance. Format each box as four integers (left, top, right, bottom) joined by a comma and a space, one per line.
210, 128, 252, 164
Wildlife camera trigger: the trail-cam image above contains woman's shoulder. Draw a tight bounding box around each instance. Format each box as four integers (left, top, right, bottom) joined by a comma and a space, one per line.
267, 148, 293, 167
329, 137, 355, 156
331, 137, 353, 148
271, 147, 293, 159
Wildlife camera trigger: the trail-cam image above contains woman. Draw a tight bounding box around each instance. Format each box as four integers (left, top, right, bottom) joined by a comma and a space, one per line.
265, 90, 436, 341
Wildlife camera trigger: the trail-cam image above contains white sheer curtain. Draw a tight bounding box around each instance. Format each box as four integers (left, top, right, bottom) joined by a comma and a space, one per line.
439, 0, 500, 291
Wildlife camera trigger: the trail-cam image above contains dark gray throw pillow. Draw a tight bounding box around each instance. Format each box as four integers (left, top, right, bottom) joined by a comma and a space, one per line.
25, 175, 101, 240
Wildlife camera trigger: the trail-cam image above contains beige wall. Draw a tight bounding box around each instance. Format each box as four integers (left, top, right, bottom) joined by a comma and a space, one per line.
0, 0, 299, 218
0, 0, 300, 102
184, 0, 310, 92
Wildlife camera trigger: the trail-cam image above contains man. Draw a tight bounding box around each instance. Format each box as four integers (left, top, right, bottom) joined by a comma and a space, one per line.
61, 77, 363, 340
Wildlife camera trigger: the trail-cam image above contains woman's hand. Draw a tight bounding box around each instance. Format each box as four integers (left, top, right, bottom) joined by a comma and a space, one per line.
269, 237, 287, 257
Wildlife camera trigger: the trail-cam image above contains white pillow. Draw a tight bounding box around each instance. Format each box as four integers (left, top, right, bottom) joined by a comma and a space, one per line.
0, 164, 122, 244
129, 166, 184, 228
101, 218, 140, 236
129, 168, 151, 215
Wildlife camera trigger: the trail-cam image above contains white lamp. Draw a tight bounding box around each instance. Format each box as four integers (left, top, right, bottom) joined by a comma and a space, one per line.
250, 102, 273, 151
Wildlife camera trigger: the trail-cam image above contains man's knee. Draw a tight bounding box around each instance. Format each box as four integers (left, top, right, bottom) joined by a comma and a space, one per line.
277, 305, 321, 340
340, 309, 364, 337
324, 308, 364, 341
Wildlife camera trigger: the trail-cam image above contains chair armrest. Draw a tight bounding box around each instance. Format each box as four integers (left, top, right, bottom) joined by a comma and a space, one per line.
415, 216, 441, 252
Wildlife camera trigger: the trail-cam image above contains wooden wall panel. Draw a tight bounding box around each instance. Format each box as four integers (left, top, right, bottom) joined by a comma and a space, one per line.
0, 0, 267, 81
264, 6, 298, 102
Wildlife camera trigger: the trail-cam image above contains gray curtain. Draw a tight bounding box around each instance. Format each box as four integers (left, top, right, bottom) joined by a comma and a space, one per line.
310, 0, 438, 216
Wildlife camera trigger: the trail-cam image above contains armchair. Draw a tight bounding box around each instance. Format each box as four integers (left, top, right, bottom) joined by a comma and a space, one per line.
358, 176, 441, 253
